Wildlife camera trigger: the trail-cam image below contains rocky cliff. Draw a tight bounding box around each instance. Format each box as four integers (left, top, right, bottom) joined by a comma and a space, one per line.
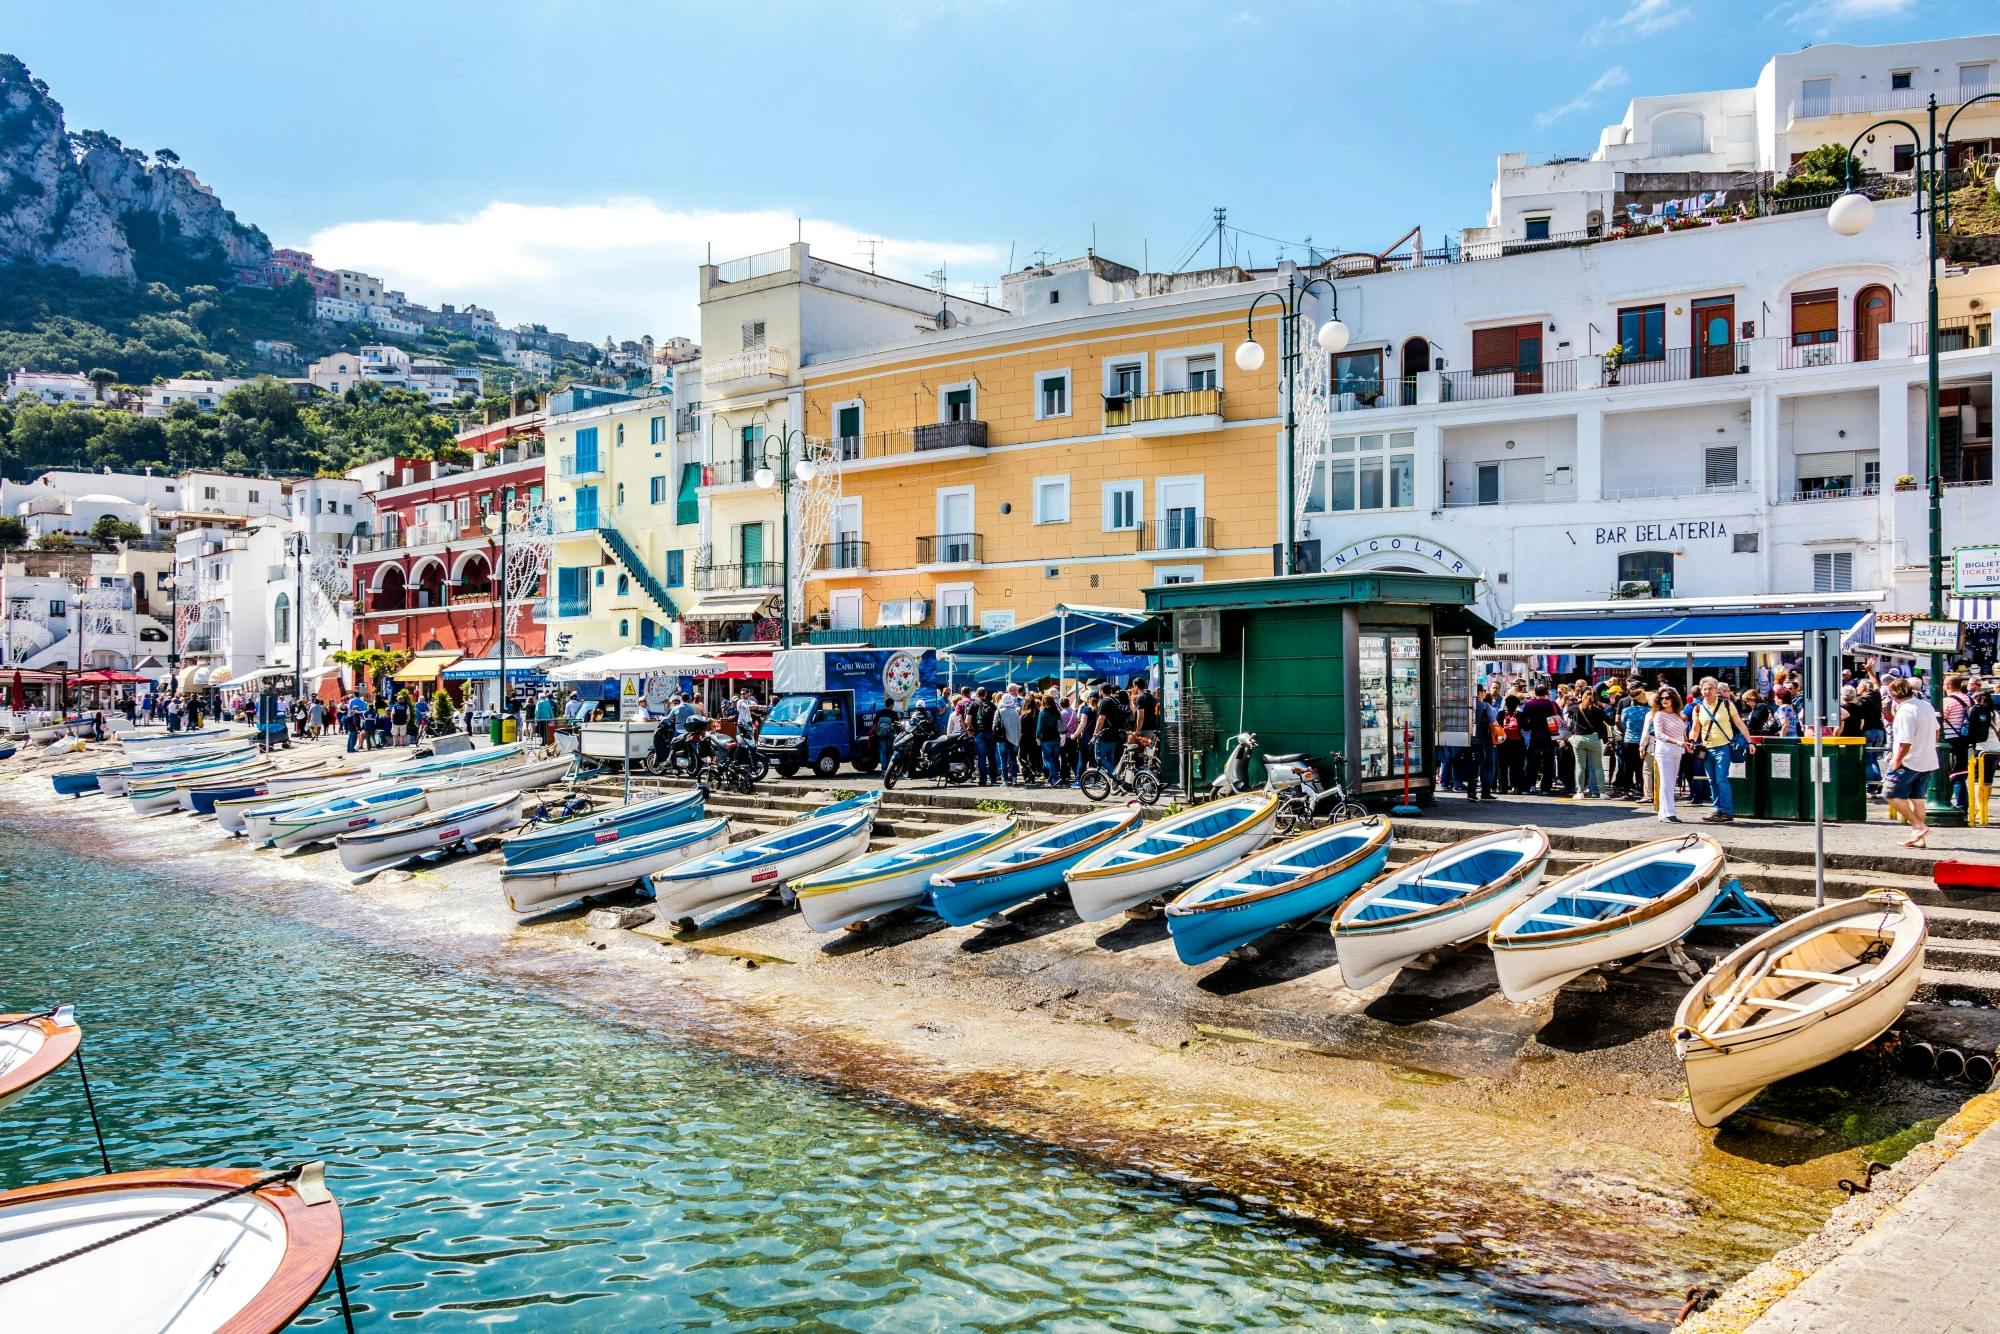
0, 54, 269, 282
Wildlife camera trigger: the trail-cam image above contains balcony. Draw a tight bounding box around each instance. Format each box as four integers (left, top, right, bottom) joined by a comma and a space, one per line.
1135, 516, 1215, 553
694, 561, 782, 591
911, 419, 988, 453
702, 346, 791, 392
816, 538, 869, 572
1787, 482, 1880, 503
1918, 315, 1995, 356
182, 632, 221, 655
702, 457, 766, 489
1788, 82, 1999, 123
915, 532, 982, 566
1778, 340, 1855, 370
1439, 359, 1579, 403
1605, 342, 1751, 387
1105, 388, 1224, 436
558, 452, 604, 479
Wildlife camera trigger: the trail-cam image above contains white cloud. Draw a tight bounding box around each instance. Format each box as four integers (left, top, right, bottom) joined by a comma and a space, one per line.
1774, 0, 1918, 31
1534, 66, 1630, 129
1586, 0, 1691, 44
305, 198, 1008, 341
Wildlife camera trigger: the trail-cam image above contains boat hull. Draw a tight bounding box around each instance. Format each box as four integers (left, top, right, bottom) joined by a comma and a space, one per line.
502, 819, 730, 913
50, 771, 101, 797
1333, 828, 1551, 990
1067, 803, 1277, 923
337, 797, 522, 874
222, 777, 374, 837
499, 791, 704, 866
422, 754, 572, 810
652, 817, 875, 926
0, 1010, 79, 1113
795, 819, 1017, 933
927, 809, 1143, 927
267, 790, 429, 849
1167, 822, 1393, 966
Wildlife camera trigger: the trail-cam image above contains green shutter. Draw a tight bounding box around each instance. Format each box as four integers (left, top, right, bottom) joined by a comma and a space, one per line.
676, 463, 701, 526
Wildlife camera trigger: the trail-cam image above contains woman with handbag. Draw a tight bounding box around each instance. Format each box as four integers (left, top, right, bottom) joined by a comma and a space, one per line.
1641, 687, 1691, 823
1690, 677, 1755, 824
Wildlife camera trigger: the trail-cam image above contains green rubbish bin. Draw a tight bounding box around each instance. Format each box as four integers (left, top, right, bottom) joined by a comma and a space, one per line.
1798, 735, 1867, 823
1729, 743, 1764, 819
1761, 738, 1803, 819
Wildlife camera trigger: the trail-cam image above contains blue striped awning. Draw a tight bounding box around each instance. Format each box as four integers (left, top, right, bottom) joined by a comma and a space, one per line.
1952, 597, 1997, 623
1494, 606, 1874, 654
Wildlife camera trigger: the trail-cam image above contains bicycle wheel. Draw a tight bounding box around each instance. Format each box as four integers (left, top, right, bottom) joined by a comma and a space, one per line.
1275, 796, 1307, 835
1079, 768, 1111, 802
1333, 802, 1368, 823
1134, 772, 1161, 805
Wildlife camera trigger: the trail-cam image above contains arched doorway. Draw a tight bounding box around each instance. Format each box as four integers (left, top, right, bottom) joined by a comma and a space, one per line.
1399, 338, 1430, 407
1854, 285, 1892, 362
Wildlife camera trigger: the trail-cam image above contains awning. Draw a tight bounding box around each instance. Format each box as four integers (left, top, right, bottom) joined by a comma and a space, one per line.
1953, 597, 1998, 623
186, 665, 214, 689
223, 666, 297, 690
1493, 605, 1876, 656
440, 655, 557, 682
682, 593, 775, 622
547, 646, 725, 682
393, 650, 463, 683
73, 669, 150, 685
707, 650, 772, 680
943, 605, 1154, 684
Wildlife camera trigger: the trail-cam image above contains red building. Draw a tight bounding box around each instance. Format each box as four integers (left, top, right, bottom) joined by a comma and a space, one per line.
350, 431, 547, 694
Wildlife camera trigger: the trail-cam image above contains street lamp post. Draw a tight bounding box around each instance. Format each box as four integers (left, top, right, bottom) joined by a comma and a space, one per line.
289, 533, 305, 706
1829, 90, 2000, 828
748, 418, 819, 650
1234, 272, 1349, 575
484, 485, 515, 734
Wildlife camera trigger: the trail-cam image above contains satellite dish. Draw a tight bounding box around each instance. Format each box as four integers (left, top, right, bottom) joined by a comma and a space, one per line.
935, 309, 955, 329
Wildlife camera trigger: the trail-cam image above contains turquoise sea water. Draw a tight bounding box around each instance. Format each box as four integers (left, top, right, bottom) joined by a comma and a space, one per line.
0, 822, 1631, 1331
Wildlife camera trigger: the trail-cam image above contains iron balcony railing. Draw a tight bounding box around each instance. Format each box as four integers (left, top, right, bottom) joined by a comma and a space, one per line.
1789, 82, 2000, 122
1440, 358, 1579, 402
1788, 483, 1881, 503
702, 457, 768, 488
1921, 315, 1995, 356
1104, 388, 1223, 428
1137, 516, 1215, 552
911, 419, 988, 452
557, 452, 604, 479
915, 532, 983, 565
830, 421, 991, 462
816, 538, 869, 572
1605, 342, 1752, 387
1779, 339, 1855, 370
693, 561, 781, 591
713, 248, 790, 283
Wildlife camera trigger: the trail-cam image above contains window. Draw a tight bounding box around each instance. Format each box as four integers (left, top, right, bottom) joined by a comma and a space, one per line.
742, 320, 766, 349
1468, 456, 1545, 506
1048, 290, 1061, 305
1306, 431, 1417, 512
619, 618, 629, 637
574, 426, 600, 472
1617, 305, 1666, 361
1153, 566, 1203, 586
1734, 532, 1761, 554
1893, 144, 1916, 173
676, 463, 701, 525
1618, 551, 1674, 597
1033, 475, 1070, 525
1801, 77, 1832, 106
615, 482, 625, 507
650, 415, 667, 444
1523, 216, 1552, 242
937, 585, 974, 628
1332, 350, 1384, 398
272, 593, 290, 642
556, 566, 590, 617
1103, 481, 1141, 532
1813, 551, 1855, 593
1185, 354, 1217, 391
833, 402, 863, 456
616, 573, 630, 596
666, 550, 684, 587
204, 487, 218, 500
1891, 70, 1913, 91
1036, 371, 1070, 419
615, 423, 625, 446
830, 590, 863, 630
1963, 63, 1994, 89
47, 600, 65, 618
940, 383, 975, 423
1107, 359, 1144, 400
738, 423, 763, 473
1704, 445, 1740, 489
1790, 289, 1838, 346
650, 475, 668, 504
248, 489, 260, 503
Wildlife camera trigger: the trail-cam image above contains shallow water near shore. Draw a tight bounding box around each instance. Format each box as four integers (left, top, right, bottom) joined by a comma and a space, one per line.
0, 819, 1646, 1331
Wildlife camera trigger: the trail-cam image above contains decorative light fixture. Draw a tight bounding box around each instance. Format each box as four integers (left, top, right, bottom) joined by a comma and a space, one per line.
1827, 191, 1874, 237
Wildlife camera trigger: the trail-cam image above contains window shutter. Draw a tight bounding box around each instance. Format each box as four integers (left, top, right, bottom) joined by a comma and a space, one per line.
1472, 325, 1526, 374
1812, 552, 1854, 593
1501, 456, 1544, 502
1704, 446, 1739, 488
1791, 290, 1837, 337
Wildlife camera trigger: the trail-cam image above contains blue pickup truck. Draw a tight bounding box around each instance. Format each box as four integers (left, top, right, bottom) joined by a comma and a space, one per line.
758, 647, 944, 778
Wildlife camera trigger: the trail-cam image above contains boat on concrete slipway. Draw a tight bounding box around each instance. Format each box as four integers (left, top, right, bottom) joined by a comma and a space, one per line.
261, 784, 430, 850
336, 794, 525, 875
501, 817, 731, 916
650, 801, 877, 928
791, 816, 1018, 933
1064, 792, 1278, 922
1166, 816, 1394, 966
927, 805, 1144, 927
499, 789, 706, 866
1332, 826, 1552, 990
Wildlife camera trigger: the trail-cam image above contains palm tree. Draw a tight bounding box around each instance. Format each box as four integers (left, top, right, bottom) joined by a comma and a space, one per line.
86, 368, 117, 402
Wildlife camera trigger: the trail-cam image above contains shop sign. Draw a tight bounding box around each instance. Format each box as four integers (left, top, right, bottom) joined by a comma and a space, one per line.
1589, 520, 1729, 546
1909, 619, 1963, 653
1952, 545, 2000, 597
1323, 534, 1480, 579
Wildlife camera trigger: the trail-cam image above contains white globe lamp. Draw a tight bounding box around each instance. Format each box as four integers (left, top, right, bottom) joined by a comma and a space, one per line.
1234, 339, 1266, 372
1827, 191, 1874, 237
754, 466, 775, 489
1316, 318, 1351, 354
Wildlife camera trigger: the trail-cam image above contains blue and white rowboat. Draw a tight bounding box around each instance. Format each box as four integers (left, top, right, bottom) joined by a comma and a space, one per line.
182, 759, 351, 815
1167, 817, 1394, 966
651, 804, 877, 927
264, 784, 430, 849
420, 753, 573, 810
928, 806, 1144, 927
1065, 793, 1279, 922
336, 794, 524, 874
221, 774, 378, 837
500, 790, 706, 866
797, 791, 881, 821
1489, 834, 1727, 1002
502, 817, 731, 915
377, 742, 525, 783
1333, 826, 1552, 990
793, 816, 1019, 933
50, 769, 105, 797
114, 725, 237, 754
127, 757, 274, 815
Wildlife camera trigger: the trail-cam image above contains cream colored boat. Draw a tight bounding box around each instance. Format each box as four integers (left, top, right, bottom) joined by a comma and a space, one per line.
1673, 890, 1926, 1128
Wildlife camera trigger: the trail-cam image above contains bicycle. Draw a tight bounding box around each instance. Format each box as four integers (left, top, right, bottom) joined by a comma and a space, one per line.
1079, 735, 1162, 804
1273, 753, 1366, 834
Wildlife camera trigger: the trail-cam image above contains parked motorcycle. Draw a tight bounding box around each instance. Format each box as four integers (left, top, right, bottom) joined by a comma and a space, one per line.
648, 716, 769, 784
881, 712, 975, 789
698, 730, 765, 794
1208, 731, 1257, 799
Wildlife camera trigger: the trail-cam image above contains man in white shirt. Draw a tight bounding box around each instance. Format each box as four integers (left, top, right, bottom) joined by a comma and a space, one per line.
1885, 675, 1939, 849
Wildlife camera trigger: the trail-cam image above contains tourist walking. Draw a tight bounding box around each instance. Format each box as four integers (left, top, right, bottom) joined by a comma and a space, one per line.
970, 688, 998, 786
1036, 691, 1063, 789
1518, 684, 1560, 794
1690, 677, 1754, 824
1884, 676, 1940, 848
1569, 689, 1610, 799
1942, 673, 1973, 812
1642, 687, 1690, 823
1495, 696, 1526, 794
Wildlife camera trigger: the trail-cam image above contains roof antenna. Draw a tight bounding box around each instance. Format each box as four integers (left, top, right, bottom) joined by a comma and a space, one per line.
1214, 205, 1227, 270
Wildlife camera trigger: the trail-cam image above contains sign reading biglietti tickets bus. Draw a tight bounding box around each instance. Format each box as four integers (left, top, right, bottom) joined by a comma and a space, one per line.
1953, 544, 2000, 596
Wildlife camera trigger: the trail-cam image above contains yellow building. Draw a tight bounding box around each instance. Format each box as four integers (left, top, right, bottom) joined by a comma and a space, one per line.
542, 387, 691, 654
799, 256, 1290, 635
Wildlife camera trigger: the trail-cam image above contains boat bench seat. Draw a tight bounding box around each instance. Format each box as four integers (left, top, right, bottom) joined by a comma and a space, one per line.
1017, 845, 1061, 857
1270, 861, 1319, 875
1403, 876, 1476, 894
1769, 967, 1859, 986
1746, 995, 1813, 1012
1528, 911, 1599, 928
1149, 832, 1196, 846
1569, 889, 1653, 907
1365, 895, 1432, 913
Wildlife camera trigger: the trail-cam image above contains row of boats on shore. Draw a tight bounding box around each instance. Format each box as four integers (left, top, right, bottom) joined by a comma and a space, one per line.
25, 726, 1933, 1135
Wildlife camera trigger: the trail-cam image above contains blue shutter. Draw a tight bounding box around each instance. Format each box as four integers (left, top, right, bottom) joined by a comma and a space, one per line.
666, 550, 684, 587
574, 485, 599, 530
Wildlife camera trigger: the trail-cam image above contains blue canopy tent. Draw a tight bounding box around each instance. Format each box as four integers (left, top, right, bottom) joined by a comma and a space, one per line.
940, 605, 1154, 690
1492, 601, 1878, 687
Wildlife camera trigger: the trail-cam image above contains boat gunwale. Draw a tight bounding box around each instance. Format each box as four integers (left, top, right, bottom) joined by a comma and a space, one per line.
0, 1166, 343, 1334
1169, 817, 1392, 915
653, 808, 875, 883
0, 1012, 79, 1105
501, 817, 731, 876
1068, 793, 1280, 883
792, 817, 1018, 897
503, 790, 702, 852
1334, 827, 1550, 937
934, 807, 1144, 886
266, 788, 427, 830
336, 794, 520, 845
1488, 835, 1726, 951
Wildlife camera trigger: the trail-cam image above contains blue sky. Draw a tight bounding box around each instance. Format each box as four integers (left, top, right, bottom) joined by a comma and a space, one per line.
2, 0, 1987, 338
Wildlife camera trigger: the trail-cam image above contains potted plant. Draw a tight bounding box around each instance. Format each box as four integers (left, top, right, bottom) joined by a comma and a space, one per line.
1603, 342, 1625, 385
1894, 474, 1919, 492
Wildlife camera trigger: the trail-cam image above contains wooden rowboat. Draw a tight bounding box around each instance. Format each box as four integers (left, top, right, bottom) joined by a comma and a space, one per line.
1166, 817, 1393, 965
928, 805, 1144, 927
792, 816, 1018, 933
502, 817, 731, 915
1488, 834, 1727, 1003
500, 789, 705, 866
1332, 826, 1551, 990
650, 803, 877, 927
1065, 793, 1279, 922
1674, 890, 1927, 1128
0, 1007, 80, 1113
0, 1164, 343, 1334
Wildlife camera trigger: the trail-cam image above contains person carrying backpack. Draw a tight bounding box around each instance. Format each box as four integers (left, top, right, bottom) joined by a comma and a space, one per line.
1569, 691, 1611, 799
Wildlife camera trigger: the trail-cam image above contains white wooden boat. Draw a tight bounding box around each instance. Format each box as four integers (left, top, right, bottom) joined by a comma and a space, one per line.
1489, 834, 1727, 1003
336, 794, 524, 874
1065, 793, 1279, 922
793, 816, 1019, 933
113, 724, 240, 754
0, 1164, 343, 1334
377, 741, 525, 783
1167, 817, 1394, 965
0, 1007, 80, 1112
421, 752, 573, 810
219, 774, 377, 836
499, 789, 705, 866
650, 804, 877, 927
1333, 827, 1552, 990
182, 758, 354, 815
264, 784, 430, 849
95, 743, 256, 797
1674, 891, 1927, 1128
126, 757, 275, 815
502, 817, 731, 915
928, 805, 1145, 927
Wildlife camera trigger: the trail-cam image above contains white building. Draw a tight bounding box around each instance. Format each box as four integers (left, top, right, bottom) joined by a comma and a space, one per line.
364, 306, 425, 338
504, 347, 553, 376
139, 378, 250, 417
2, 553, 174, 675
4, 370, 98, 406
306, 345, 480, 404
314, 296, 367, 325
1476, 34, 2000, 251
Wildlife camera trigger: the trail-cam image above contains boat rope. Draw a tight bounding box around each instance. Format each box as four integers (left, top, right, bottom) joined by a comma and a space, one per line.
1673, 1025, 1728, 1054
72, 1044, 112, 1175
0, 1164, 306, 1289
0, 1006, 62, 1031
330, 1254, 359, 1333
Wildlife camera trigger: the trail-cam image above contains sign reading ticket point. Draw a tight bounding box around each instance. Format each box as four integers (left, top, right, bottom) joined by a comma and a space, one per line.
1953, 544, 2000, 597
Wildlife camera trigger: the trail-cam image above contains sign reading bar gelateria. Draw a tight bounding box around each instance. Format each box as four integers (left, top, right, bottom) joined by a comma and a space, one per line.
1590, 520, 1730, 546
1323, 535, 1481, 579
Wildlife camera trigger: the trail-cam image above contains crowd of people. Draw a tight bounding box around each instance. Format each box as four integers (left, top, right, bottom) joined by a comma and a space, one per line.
871, 678, 1160, 788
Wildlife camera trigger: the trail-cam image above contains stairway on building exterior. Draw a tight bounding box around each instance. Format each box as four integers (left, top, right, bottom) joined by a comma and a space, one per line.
594, 524, 678, 620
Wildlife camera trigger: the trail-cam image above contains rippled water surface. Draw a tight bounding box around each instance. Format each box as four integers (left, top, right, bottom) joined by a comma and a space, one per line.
0, 823, 1633, 1330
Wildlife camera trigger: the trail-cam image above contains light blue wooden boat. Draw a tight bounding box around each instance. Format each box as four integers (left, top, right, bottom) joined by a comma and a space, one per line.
377, 742, 524, 782
928, 806, 1144, 927
651, 804, 877, 926
501, 789, 707, 866
50, 769, 103, 797
1065, 793, 1281, 922
799, 790, 881, 820
263, 783, 430, 849
793, 817, 1019, 932
502, 817, 732, 914
1166, 817, 1394, 966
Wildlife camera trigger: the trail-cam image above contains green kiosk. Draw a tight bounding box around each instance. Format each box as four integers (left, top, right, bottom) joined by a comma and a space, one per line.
1141, 571, 1492, 804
